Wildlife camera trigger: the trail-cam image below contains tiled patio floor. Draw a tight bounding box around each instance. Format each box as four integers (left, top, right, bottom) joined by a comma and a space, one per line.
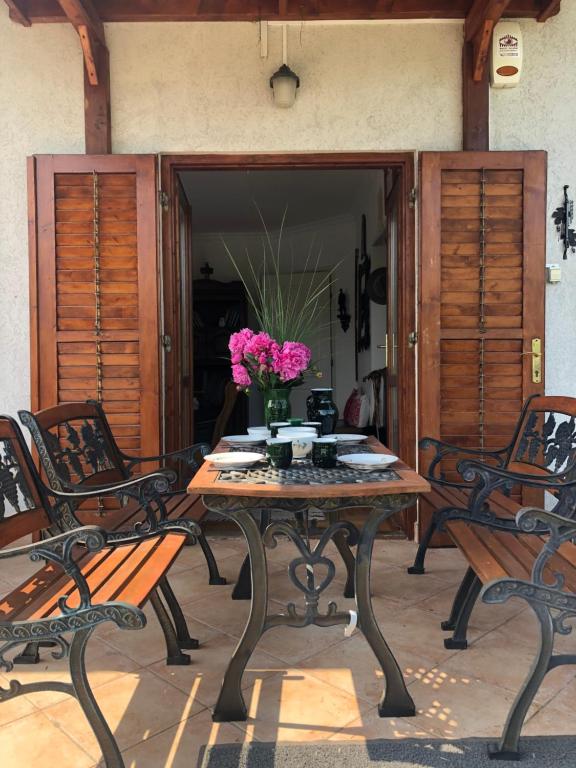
1, 535, 574, 767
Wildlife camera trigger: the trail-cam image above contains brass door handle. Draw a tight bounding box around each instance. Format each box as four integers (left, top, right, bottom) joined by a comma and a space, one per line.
523, 338, 542, 383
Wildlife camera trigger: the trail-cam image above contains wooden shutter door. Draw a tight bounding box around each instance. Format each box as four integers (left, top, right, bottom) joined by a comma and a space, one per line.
29, 155, 160, 459
419, 151, 546, 539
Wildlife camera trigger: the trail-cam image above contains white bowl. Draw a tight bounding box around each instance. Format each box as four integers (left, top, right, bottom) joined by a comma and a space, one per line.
337, 453, 399, 471
204, 452, 263, 469
222, 434, 266, 446
247, 426, 272, 438
324, 434, 369, 443
277, 427, 317, 437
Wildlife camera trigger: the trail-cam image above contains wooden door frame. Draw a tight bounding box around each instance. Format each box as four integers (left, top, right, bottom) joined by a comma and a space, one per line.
160, 151, 417, 533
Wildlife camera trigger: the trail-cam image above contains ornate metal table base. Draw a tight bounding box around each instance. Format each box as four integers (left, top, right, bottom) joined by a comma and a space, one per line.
203, 493, 417, 722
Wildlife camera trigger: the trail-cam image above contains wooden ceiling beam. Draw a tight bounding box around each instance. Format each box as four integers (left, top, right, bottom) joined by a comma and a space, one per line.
10, 0, 560, 24
3, 0, 31, 25
538, 0, 561, 21
466, 0, 512, 82
56, 0, 105, 46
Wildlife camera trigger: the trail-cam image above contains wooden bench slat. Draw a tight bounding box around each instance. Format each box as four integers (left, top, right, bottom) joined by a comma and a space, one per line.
472, 526, 533, 581
445, 521, 508, 583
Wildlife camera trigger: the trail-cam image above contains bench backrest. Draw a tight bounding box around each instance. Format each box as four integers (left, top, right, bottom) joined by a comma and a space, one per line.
506, 395, 576, 479
0, 416, 52, 548
19, 401, 128, 495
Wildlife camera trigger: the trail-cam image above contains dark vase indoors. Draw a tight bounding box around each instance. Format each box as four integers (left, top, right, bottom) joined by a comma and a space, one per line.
306, 388, 338, 435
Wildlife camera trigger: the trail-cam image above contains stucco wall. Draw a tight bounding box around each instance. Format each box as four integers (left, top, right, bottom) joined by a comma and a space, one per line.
0, 8, 573, 419
491, 5, 576, 398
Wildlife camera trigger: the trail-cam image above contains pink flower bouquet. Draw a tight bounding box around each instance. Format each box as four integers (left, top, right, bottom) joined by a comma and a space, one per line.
229, 329, 313, 391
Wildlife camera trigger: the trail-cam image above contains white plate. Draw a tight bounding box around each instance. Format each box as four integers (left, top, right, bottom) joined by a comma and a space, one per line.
221, 434, 266, 446
324, 434, 369, 443
204, 452, 263, 469
337, 453, 399, 471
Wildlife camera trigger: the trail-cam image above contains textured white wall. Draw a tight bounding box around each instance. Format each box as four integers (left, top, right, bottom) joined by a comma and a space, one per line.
0, 8, 573, 419
491, 5, 576, 397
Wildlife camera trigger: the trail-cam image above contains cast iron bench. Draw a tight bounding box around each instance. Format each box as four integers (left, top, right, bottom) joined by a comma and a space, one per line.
0, 415, 200, 768
472, 504, 576, 760
407, 395, 576, 649
19, 400, 226, 587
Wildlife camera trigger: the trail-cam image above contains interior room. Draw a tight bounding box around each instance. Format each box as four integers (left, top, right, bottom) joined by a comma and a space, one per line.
176, 167, 401, 449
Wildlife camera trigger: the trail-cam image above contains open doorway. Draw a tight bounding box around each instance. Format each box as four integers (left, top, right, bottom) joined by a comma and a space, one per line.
161, 153, 416, 537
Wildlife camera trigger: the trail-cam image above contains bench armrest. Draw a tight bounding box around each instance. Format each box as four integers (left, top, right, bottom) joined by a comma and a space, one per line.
121, 443, 211, 473
419, 436, 508, 486
0, 525, 108, 609
0, 526, 147, 670
43, 472, 199, 542
458, 459, 574, 491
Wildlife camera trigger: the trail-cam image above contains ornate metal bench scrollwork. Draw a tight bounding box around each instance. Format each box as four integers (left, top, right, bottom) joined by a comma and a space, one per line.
482, 505, 576, 760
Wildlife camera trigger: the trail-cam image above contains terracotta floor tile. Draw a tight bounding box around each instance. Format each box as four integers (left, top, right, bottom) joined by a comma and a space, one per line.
327, 706, 441, 742
237, 668, 373, 743
0, 710, 94, 767
523, 684, 576, 737
96, 604, 221, 667
0, 672, 38, 726
170, 539, 243, 575
44, 668, 205, 760
256, 620, 353, 665
420, 583, 526, 634
369, 568, 455, 605
147, 631, 285, 707
443, 626, 576, 705
114, 707, 255, 768
163, 554, 247, 606
408, 665, 540, 739
370, 600, 459, 665
3, 637, 140, 710
300, 632, 439, 706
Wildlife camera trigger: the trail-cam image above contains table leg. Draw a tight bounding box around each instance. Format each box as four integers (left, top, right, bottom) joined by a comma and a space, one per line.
213, 509, 268, 722
355, 505, 416, 717
231, 510, 271, 601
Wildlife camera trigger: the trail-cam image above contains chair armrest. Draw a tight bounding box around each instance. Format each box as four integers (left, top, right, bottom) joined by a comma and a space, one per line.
419, 436, 508, 486
42, 471, 200, 541
121, 443, 211, 473
458, 459, 573, 490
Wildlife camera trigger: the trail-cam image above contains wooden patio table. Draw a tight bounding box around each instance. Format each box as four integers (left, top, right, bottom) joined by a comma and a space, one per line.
188, 437, 430, 722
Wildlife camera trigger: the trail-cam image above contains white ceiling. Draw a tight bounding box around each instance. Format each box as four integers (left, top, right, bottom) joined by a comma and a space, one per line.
179, 169, 383, 233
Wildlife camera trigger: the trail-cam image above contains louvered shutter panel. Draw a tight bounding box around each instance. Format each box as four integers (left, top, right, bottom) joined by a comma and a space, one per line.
419, 152, 546, 535
29, 155, 160, 459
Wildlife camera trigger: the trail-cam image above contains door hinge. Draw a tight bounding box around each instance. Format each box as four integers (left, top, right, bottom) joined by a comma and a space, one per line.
159, 190, 170, 211
408, 331, 418, 347
409, 187, 417, 208
161, 334, 172, 352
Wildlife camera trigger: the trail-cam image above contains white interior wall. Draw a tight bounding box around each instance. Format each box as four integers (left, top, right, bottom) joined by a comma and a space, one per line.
1, 8, 575, 419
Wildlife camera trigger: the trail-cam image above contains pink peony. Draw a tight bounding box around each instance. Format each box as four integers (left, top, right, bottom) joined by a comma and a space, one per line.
229, 329, 254, 364
231, 363, 251, 388
243, 332, 280, 363
272, 341, 311, 382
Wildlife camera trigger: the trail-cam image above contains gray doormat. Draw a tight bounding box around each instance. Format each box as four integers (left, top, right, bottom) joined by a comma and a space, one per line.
199, 738, 576, 768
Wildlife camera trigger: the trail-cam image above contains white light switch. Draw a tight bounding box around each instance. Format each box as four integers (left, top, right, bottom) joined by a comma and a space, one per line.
546, 264, 561, 284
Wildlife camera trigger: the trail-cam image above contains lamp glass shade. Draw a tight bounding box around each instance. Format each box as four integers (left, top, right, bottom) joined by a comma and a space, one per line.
270, 64, 300, 108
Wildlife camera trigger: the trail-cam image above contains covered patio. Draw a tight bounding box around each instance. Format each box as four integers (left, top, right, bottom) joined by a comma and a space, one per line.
2, 534, 574, 768
1, 0, 576, 766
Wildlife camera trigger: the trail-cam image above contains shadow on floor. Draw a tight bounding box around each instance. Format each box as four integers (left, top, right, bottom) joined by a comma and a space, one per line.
199, 736, 576, 768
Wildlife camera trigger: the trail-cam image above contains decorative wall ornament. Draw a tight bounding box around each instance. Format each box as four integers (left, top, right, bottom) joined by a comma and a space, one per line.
552, 185, 576, 260
356, 215, 371, 352
337, 289, 351, 332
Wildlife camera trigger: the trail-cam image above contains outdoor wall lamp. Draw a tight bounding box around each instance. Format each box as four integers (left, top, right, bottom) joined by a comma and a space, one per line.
270, 25, 300, 108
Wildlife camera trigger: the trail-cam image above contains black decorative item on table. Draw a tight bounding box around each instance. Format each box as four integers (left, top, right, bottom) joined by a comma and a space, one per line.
306, 388, 339, 434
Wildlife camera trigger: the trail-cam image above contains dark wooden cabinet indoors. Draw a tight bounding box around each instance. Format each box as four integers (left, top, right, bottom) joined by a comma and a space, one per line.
193, 279, 248, 444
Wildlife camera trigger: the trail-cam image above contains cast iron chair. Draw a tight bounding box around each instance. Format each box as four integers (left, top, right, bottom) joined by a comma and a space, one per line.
0, 414, 200, 767
19, 400, 226, 586
410, 394, 576, 576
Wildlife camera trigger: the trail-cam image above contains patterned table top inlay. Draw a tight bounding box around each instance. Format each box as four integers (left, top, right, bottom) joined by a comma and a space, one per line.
216, 462, 401, 486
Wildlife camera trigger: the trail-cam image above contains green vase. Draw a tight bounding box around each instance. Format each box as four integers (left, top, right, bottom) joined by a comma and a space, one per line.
263, 388, 291, 428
